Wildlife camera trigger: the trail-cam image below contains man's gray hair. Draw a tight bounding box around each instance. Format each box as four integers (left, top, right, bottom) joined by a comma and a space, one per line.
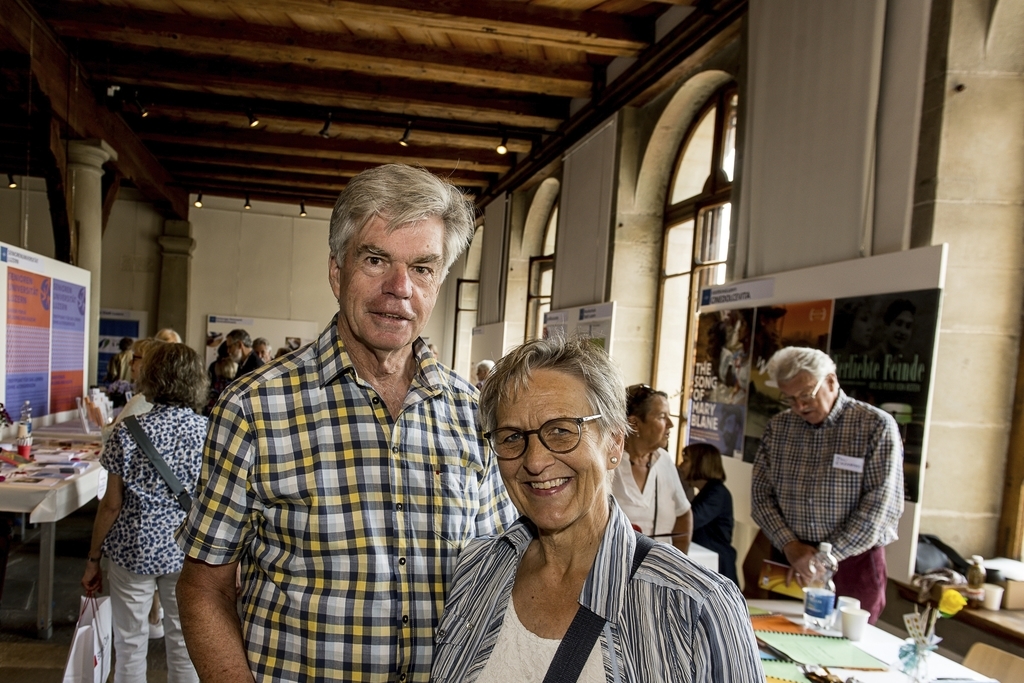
475, 359, 495, 374
329, 164, 476, 277
478, 336, 629, 442
765, 346, 837, 384
252, 337, 269, 349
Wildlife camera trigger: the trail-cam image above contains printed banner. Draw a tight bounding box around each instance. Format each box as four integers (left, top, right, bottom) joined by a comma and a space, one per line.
50, 279, 87, 413
6, 267, 52, 416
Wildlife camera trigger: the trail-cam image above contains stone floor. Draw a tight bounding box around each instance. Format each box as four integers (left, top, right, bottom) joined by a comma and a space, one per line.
0, 501, 168, 682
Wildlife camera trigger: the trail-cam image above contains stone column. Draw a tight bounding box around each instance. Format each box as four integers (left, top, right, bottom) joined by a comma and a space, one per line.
68, 139, 117, 386
157, 220, 195, 341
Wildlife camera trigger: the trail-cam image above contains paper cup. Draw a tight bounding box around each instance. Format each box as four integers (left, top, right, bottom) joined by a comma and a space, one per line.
983, 583, 1004, 610
841, 606, 870, 641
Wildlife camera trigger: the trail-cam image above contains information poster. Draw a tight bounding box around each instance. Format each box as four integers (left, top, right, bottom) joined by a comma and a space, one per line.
97, 309, 148, 385
50, 279, 87, 413
205, 315, 320, 366
5, 267, 52, 415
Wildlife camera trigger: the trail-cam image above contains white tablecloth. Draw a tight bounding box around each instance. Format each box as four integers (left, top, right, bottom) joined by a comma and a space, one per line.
0, 461, 103, 523
748, 599, 996, 682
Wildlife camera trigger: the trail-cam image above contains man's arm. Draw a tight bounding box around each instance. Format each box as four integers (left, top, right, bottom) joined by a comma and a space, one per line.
178, 558, 255, 683
829, 414, 905, 559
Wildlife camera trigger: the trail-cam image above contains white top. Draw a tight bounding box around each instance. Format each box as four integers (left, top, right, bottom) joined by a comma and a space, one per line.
478, 598, 604, 682
611, 447, 691, 538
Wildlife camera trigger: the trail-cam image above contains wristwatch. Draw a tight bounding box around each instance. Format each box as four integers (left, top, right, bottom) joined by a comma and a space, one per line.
87, 553, 102, 563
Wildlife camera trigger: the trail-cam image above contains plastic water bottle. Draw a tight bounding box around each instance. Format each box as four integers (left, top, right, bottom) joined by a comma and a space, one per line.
19, 400, 32, 435
802, 542, 839, 629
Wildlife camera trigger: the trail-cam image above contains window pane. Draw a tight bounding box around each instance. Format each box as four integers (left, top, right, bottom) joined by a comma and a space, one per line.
654, 272, 690, 418
696, 203, 731, 264
664, 219, 694, 276
543, 204, 558, 255
722, 93, 738, 182
670, 106, 716, 204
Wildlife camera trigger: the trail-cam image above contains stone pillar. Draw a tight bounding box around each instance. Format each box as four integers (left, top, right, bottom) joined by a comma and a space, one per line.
68, 140, 117, 386
157, 220, 195, 341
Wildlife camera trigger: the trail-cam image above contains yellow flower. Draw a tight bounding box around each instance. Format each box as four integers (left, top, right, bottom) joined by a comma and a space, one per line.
938, 589, 968, 617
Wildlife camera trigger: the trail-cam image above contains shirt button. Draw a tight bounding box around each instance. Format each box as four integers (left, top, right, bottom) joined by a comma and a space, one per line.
400, 675, 407, 682
372, 397, 380, 404
402, 615, 409, 624
399, 557, 406, 565
392, 446, 399, 453
396, 503, 403, 511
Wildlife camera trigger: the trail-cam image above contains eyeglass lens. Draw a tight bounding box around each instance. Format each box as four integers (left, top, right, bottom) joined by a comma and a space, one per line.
488, 418, 584, 460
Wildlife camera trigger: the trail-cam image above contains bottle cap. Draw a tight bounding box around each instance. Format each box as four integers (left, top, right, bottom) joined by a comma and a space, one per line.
819, 542, 832, 553
972, 555, 984, 564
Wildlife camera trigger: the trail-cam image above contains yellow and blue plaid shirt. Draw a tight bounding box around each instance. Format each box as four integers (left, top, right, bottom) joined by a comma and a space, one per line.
176, 318, 516, 682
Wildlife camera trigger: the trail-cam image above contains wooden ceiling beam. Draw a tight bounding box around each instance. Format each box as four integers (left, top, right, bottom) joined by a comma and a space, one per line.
188, 181, 341, 206
135, 121, 513, 173
42, 3, 594, 97
148, 144, 497, 184
0, 0, 188, 218
152, 0, 652, 55
166, 160, 491, 189
83, 49, 566, 130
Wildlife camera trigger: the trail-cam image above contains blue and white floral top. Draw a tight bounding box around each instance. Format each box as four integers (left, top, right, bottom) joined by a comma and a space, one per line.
101, 404, 207, 575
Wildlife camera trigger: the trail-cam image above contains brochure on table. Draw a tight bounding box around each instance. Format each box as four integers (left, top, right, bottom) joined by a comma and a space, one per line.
0, 242, 91, 428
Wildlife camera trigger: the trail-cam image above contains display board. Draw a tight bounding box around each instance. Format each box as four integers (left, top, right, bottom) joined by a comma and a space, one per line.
542, 301, 616, 353
205, 314, 320, 365
688, 245, 947, 582
0, 242, 91, 419
97, 309, 148, 385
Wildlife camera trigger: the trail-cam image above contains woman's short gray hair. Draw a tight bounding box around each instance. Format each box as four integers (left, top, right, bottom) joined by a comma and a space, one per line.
766, 346, 837, 384
329, 164, 476, 277
478, 336, 629, 442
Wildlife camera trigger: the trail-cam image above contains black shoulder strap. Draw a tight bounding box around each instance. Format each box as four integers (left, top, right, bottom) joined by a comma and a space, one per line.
123, 416, 192, 513
542, 531, 654, 683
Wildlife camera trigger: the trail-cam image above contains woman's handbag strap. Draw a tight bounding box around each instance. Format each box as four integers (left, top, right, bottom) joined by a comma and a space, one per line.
123, 416, 192, 513
542, 531, 655, 683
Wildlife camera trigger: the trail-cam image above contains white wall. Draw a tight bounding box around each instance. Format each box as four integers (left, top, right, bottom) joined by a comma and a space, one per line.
101, 188, 163, 335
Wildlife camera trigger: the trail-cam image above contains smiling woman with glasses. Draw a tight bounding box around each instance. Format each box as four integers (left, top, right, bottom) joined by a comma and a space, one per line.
432, 336, 762, 683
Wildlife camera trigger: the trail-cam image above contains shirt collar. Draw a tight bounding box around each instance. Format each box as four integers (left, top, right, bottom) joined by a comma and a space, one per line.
498, 497, 636, 624
315, 315, 446, 393
817, 388, 851, 428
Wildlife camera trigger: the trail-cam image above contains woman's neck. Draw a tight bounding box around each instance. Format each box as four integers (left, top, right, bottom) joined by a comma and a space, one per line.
624, 438, 657, 467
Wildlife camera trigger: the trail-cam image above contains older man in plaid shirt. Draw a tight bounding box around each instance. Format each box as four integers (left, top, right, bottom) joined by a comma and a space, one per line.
176, 165, 516, 682
752, 346, 904, 623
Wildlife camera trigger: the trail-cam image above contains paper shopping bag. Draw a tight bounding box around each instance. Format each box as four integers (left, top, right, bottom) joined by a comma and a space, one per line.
62, 594, 112, 683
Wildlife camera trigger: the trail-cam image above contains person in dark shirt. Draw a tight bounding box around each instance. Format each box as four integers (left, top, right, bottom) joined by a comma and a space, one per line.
681, 442, 739, 586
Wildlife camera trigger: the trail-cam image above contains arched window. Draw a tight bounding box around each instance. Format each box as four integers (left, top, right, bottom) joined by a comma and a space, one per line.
653, 85, 738, 457
525, 202, 558, 340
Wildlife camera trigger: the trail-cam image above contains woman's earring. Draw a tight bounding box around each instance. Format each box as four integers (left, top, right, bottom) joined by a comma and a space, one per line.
610, 456, 619, 464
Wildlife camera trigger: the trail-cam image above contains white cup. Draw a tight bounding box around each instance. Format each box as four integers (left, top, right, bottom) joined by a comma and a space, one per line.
983, 583, 1004, 610
841, 606, 870, 641
830, 596, 860, 630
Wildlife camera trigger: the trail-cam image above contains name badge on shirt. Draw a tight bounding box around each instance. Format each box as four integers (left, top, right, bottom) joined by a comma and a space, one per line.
833, 454, 864, 473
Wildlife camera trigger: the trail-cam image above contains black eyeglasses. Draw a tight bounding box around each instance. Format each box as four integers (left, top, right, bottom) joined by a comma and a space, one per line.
626, 384, 656, 416
484, 415, 602, 460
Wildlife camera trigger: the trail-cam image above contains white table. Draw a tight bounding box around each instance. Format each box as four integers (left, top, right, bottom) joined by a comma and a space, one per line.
687, 541, 720, 574
748, 599, 996, 682
0, 460, 104, 638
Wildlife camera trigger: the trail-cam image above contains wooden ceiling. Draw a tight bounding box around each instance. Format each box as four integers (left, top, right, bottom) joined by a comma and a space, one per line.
0, 0, 745, 228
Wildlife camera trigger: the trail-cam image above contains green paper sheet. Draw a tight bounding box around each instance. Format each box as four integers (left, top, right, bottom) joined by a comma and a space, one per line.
755, 632, 888, 670
748, 605, 772, 616
761, 661, 808, 683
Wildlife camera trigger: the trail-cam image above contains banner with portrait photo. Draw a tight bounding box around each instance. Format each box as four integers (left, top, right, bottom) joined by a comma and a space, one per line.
830, 289, 940, 503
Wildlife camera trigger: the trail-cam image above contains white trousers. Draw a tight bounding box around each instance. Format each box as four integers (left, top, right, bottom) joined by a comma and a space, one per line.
107, 560, 199, 683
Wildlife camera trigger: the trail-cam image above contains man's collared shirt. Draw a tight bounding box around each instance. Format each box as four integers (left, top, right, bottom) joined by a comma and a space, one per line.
432, 498, 764, 683
751, 389, 905, 560
176, 317, 516, 682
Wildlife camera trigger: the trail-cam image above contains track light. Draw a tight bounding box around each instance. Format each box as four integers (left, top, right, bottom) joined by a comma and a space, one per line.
7, 174, 16, 189
246, 109, 260, 128
496, 133, 508, 156
194, 192, 203, 208
134, 91, 148, 118
299, 200, 307, 217
244, 193, 251, 210
318, 112, 332, 139
399, 121, 411, 147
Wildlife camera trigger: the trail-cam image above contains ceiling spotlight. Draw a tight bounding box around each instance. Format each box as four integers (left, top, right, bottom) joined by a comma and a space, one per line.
299, 200, 307, 217
318, 112, 332, 139
399, 121, 411, 147
7, 173, 16, 189
244, 193, 251, 210
246, 109, 260, 128
194, 192, 203, 208
496, 133, 509, 156
134, 91, 148, 118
